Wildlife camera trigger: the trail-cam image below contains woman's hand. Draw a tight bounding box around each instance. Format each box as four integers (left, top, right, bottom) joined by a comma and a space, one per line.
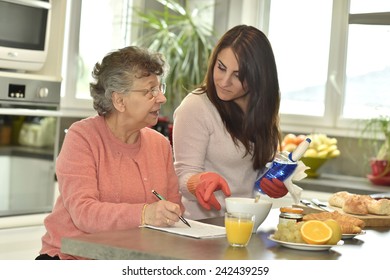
193, 172, 231, 210
260, 178, 288, 198
143, 200, 182, 227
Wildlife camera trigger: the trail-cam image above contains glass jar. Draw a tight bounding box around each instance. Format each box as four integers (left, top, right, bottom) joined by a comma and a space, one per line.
279, 207, 303, 224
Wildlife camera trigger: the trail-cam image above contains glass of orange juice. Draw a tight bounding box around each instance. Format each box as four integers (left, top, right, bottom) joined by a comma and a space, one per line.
225, 212, 255, 247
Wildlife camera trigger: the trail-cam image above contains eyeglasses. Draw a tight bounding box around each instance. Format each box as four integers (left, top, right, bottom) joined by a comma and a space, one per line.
129, 83, 166, 98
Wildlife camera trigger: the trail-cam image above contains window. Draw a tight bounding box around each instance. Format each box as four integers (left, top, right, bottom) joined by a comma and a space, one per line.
266, 0, 390, 135
268, 0, 332, 117
61, 0, 134, 112
344, 1, 390, 119
75, 0, 133, 100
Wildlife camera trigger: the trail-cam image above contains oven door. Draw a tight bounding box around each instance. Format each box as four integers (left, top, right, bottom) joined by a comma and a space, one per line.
0, 0, 50, 51
0, 115, 58, 219
0, 154, 55, 215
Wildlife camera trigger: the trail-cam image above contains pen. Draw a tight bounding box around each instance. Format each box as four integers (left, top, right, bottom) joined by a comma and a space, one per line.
151, 189, 191, 228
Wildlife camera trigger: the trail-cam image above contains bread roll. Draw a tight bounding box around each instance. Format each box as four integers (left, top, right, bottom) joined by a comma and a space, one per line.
342, 195, 370, 215
328, 191, 389, 216
328, 191, 351, 207
367, 199, 390, 215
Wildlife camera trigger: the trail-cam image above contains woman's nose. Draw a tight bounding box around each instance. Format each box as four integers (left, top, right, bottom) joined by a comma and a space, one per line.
156, 91, 167, 104
219, 74, 232, 87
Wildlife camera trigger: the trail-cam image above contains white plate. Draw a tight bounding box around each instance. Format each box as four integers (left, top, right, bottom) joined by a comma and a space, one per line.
268, 235, 343, 251
342, 230, 366, 240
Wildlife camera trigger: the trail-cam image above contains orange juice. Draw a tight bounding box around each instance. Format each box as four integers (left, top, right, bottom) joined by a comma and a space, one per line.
225, 213, 254, 247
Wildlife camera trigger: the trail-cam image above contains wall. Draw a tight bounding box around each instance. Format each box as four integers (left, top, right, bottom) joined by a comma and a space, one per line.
320, 136, 370, 177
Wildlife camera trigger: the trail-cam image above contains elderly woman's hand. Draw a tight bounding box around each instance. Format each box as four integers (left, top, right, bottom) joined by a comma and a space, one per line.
143, 200, 182, 227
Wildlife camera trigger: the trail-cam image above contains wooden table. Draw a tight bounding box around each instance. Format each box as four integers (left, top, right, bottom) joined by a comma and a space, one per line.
61, 209, 389, 260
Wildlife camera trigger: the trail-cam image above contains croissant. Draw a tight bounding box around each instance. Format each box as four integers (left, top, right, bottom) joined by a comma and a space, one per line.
339, 224, 363, 234
303, 211, 365, 234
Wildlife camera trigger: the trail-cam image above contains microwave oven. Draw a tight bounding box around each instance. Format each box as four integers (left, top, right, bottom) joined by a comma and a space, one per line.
0, 0, 51, 72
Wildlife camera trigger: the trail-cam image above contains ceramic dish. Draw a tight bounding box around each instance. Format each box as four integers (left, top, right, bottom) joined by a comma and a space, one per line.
341, 230, 366, 240
268, 235, 343, 251
370, 193, 390, 200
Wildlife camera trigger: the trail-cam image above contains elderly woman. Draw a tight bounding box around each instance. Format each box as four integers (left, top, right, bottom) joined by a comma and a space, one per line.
36, 46, 184, 260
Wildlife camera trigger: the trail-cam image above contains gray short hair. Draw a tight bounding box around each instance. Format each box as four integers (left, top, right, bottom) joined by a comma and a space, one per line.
90, 46, 168, 116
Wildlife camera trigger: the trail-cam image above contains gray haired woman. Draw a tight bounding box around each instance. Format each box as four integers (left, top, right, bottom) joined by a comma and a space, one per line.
36, 46, 184, 260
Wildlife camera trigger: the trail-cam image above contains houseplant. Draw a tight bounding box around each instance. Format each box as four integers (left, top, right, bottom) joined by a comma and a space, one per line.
360, 115, 390, 185
133, 0, 216, 118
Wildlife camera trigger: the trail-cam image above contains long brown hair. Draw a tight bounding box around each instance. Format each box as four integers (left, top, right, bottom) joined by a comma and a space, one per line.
199, 25, 281, 170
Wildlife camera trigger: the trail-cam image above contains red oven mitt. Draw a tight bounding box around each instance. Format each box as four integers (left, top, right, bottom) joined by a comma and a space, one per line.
259, 177, 288, 198
187, 172, 231, 210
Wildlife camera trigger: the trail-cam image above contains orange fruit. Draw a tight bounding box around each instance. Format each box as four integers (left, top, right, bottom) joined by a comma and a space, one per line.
283, 143, 297, 152
283, 133, 297, 145
324, 219, 342, 245
295, 134, 307, 145
300, 220, 332, 245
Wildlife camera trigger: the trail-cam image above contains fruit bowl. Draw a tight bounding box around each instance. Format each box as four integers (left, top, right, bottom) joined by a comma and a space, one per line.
280, 133, 340, 178
301, 157, 329, 178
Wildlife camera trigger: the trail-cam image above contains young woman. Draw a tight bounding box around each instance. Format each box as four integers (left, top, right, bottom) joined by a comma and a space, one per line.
173, 25, 287, 220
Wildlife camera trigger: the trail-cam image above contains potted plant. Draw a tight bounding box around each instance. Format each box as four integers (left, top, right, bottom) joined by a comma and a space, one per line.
361, 115, 390, 185
133, 0, 216, 118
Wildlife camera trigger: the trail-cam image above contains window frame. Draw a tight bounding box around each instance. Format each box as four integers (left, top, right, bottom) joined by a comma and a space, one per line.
60, 0, 94, 116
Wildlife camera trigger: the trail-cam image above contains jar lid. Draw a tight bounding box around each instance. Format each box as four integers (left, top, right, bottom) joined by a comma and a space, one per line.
280, 207, 304, 214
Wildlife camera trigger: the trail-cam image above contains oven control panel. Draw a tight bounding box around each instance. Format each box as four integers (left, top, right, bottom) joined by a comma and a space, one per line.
8, 84, 26, 99
0, 75, 61, 108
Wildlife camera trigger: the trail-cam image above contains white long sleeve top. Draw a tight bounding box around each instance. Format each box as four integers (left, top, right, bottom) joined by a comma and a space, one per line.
173, 92, 259, 220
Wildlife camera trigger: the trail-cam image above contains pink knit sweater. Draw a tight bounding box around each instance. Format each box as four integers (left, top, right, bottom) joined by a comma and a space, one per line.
39, 115, 183, 259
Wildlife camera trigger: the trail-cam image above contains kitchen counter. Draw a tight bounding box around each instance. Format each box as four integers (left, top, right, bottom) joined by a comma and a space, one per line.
299, 173, 390, 195
61, 207, 389, 260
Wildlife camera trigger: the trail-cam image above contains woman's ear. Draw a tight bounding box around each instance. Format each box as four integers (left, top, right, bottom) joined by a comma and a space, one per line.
112, 92, 126, 112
